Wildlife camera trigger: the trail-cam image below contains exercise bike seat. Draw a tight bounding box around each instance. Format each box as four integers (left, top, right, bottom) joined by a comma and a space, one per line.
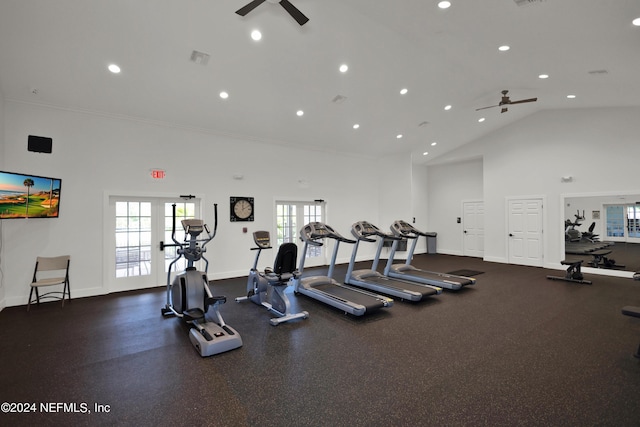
262, 242, 299, 285
264, 271, 296, 284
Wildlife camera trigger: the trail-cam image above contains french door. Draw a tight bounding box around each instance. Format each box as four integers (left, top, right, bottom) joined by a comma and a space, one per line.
106, 196, 200, 292
275, 200, 326, 268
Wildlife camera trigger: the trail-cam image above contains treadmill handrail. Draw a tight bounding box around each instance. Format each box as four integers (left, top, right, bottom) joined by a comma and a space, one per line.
352, 220, 389, 242
301, 221, 356, 244
391, 220, 435, 238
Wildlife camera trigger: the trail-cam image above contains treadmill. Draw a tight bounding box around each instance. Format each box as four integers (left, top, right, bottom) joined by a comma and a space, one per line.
383, 220, 476, 291
293, 222, 393, 316
345, 221, 442, 301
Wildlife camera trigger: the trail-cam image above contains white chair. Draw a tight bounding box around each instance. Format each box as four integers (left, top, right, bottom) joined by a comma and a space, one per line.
27, 255, 71, 311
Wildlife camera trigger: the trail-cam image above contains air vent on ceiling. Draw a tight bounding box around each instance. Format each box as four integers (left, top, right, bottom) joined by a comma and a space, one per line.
514, 0, 546, 6
331, 94, 348, 104
190, 50, 210, 66
588, 69, 609, 75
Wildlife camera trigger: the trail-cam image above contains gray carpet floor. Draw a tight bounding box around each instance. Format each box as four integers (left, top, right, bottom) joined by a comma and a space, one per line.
1, 254, 639, 426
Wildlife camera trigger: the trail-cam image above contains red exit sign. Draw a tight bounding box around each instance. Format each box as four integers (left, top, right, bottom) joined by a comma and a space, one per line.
151, 169, 165, 179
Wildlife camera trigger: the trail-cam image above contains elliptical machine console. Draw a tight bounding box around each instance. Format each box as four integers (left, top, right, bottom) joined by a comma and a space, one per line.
161, 203, 242, 357
235, 231, 309, 325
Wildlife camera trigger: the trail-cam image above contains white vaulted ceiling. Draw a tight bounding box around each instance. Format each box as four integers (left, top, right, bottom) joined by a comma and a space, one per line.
1, 0, 639, 163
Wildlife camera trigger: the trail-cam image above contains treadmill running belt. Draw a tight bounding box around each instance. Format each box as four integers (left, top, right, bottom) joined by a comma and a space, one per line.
311, 282, 386, 311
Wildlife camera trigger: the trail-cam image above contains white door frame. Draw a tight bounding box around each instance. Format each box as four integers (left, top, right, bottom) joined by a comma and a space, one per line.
102, 191, 206, 293
274, 198, 328, 268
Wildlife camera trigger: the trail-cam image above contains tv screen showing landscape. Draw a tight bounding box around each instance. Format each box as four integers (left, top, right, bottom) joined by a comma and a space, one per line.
0, 171, 61, 219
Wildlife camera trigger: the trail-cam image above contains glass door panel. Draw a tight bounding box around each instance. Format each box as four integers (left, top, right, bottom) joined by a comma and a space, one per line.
276, 201, 326, 267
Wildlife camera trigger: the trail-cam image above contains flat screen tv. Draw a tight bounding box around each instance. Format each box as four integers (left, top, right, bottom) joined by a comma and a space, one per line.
0, 170, 62, 219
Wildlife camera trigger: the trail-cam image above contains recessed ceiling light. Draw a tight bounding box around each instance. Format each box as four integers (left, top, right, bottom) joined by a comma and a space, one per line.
538, 74, 549, 79
296, 110, 304, 116
251, 30, 262, 41
396, 134, 403, 139
353, 124, 360, 129
478, 117, 486, 122
498, 45, 510, 51
438, 1, 451, 9
431, 142, 437, 146
633, 17, 640, 26
108, 64, 121, 74
219, 91, 229, 99
339, 64, 348, 73
444, 105, 452, 110
423, 152, 429, 156
400, 88, 408, 95
567, 94, 576, 99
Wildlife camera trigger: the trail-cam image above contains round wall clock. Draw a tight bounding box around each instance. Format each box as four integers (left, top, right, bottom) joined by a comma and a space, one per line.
230, 197, 254, 222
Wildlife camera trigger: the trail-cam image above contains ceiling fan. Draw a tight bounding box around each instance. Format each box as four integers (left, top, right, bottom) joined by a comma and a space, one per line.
235, 0, 309, 26
476, 90, 537, 113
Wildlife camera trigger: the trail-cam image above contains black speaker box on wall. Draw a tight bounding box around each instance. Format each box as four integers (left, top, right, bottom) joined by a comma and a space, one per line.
28, 135, 53, 153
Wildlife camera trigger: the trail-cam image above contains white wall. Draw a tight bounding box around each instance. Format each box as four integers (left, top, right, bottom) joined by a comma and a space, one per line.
427, 107, 640, 267
426, 158, 483, 255
0, 101, 417, 307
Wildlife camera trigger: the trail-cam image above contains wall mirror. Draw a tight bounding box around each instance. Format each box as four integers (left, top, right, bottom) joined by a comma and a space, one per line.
562, 192, 640, 278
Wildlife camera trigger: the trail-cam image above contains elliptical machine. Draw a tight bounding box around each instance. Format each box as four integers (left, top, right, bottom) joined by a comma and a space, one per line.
235, 231, 309, 326
161, 203, 242, 357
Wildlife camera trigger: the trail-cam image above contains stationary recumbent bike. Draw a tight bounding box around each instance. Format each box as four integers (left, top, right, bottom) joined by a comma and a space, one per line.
235, 231, 309, 326
161, 203, 242, 356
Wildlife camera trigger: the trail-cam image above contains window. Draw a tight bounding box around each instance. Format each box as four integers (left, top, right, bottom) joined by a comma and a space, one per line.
115, 201, 152, 277
627, 206, 640, 238
276, 203, 297, 247
276, 201, 325, 260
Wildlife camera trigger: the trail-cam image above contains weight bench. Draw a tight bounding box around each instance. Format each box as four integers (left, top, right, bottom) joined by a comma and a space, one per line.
547, 260, 592, 284
589, 250, 625, 269
621, 306, 640, 358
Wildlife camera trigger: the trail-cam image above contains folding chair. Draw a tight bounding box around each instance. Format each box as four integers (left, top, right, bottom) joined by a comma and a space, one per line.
27, 255, 71, 311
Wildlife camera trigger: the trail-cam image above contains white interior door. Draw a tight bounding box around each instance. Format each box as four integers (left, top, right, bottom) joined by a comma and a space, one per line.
508, 198, 543, 267
463, 200, 485, 258
276, 200, 326, 268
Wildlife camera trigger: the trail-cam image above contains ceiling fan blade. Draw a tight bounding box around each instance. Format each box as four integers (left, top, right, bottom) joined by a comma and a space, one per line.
280, 0, 309, 25
235, 0, 267, 17
508, 97, 538, 105
475, 104, 499, 111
